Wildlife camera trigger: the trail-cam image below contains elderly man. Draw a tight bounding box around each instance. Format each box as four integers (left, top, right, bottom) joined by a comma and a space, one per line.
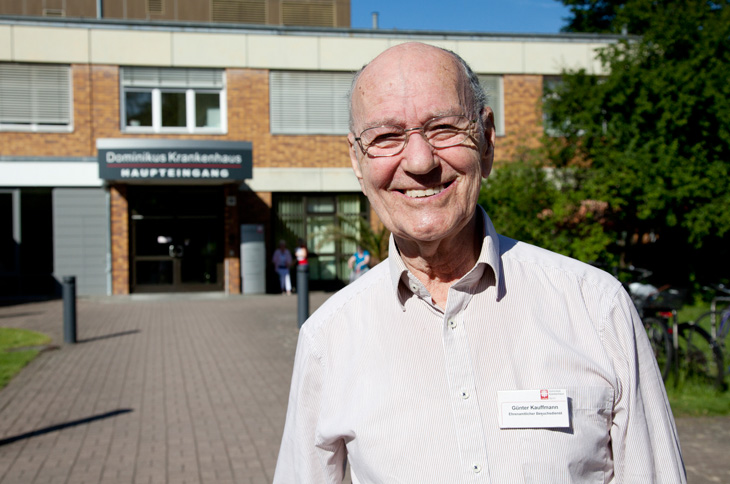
274, 42, 685, 483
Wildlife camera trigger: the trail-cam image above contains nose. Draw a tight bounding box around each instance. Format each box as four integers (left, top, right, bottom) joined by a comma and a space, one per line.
400, 128, 438, 175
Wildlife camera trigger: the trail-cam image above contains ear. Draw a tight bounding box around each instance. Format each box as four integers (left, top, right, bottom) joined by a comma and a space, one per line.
348, 133, 367, 193
479, 107, 496, 179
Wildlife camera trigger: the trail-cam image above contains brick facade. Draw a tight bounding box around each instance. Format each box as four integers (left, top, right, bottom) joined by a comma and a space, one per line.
0, 62, 546, 295
497, 75, 544, 164
224, 184, 242, 294
227, 68, 351, 168
110, 184, 130, 295
2, 64, 94, 156
0, 65, 545, 165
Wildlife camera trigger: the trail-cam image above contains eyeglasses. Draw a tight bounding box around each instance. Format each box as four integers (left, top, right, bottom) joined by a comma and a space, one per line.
354, 115, 477, 158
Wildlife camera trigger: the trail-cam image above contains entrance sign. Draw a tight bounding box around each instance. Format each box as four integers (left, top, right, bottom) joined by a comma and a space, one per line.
97, 139, 252, 181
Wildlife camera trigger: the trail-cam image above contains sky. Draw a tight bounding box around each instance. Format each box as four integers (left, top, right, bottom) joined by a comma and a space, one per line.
350, 0, 573, 34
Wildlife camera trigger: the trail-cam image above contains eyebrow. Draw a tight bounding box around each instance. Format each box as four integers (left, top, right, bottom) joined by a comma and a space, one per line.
359, 110, 465, 131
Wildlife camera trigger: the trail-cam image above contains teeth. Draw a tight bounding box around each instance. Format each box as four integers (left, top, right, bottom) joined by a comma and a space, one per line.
405, 185, 445, 198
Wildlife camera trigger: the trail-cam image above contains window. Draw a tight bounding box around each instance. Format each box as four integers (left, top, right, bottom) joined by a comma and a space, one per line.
478, 75, 504, 137
542, 75, 563, 137
274, 194, 369, 285
270, 71, 351, 135
542, 75, 590, 137
0, 63, 72, 131
121, 67, 226, 134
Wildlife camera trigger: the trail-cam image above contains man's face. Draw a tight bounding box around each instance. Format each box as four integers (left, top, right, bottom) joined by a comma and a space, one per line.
348, 44, 495, 247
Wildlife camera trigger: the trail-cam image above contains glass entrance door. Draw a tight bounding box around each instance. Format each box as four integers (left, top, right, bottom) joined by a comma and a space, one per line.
129, 187, 224, 293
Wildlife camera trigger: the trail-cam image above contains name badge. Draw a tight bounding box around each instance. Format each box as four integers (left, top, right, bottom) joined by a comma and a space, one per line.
497, 389, 570, 429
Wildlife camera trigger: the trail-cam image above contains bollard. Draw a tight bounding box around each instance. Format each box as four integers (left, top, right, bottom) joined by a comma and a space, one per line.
297, 264, 310, 329
62, 276, 77, 344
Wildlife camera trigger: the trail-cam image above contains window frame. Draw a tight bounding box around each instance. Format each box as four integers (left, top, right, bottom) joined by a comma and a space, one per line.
477, 74, 505, 137
0, 63, 73, 133
542, 75, 564, 138
120, 67, 227, 135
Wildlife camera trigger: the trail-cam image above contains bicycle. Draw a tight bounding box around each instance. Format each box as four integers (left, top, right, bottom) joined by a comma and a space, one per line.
674, 284, 730, 390
635, 283, 679, 383
695, 284, 730, 350
609, 265, 674, 382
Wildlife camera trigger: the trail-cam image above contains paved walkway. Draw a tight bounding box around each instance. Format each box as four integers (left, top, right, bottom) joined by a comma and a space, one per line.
0, 294, 728, 484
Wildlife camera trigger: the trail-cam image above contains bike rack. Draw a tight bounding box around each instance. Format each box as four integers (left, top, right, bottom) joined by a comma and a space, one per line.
710, 296, 730, 340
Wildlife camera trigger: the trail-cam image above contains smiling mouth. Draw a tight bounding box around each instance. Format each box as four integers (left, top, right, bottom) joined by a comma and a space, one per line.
402, 181, 453, 198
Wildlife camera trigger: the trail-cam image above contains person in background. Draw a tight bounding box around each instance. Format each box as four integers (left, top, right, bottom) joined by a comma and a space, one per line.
347, 245, 370, 283
272, 239, 293, 295
274, 42, 685, 482
295, 238, 308, 267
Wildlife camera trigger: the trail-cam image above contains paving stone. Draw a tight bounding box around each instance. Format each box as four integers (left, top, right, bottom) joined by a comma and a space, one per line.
0, 292, 727, 484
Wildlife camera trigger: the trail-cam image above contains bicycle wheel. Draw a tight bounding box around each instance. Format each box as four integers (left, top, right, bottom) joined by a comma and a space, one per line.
677, 323, 725, 390
643, 317, 673, 381
695, 309, 730, 351
693, 310, 722, 339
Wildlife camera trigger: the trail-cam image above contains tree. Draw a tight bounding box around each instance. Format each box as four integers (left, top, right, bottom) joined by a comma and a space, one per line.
545, 0, 730, 284
558, 0, 657, 35
479, 148, 614, 265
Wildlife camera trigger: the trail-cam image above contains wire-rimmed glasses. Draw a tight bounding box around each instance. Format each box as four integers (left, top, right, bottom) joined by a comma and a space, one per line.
354, 115, 477, 158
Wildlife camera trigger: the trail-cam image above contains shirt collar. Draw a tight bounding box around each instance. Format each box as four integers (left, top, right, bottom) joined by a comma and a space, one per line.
387, 205, 502, 309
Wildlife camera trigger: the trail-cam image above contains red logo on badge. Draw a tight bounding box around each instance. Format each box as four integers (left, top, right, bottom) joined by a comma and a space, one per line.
540, 389, 549, 400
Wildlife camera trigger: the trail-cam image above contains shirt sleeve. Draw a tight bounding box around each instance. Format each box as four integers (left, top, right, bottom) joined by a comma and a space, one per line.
273, 327, 346, 483
604, 287, 686, 483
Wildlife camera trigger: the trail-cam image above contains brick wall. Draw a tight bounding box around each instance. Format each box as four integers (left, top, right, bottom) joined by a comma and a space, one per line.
497, 74, 544, 164
110, 184, 129, 295
1, 64, 94, 156
0, 64, 546, 165
224, 184, 242, 294
226, 68, 351, 168
1, 63, 547, 294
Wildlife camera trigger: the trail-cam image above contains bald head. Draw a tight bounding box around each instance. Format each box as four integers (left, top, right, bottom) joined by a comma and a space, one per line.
348, 43, 486, 133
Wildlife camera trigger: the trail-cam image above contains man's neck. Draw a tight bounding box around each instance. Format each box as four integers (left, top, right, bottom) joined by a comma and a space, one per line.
396, 213, 483, 308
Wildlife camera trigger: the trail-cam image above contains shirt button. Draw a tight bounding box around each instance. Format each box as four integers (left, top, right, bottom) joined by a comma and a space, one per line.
461, 390, 470, 399
473, 464, 482, 473
448, 319, 457, 329
409, 282, 419, 292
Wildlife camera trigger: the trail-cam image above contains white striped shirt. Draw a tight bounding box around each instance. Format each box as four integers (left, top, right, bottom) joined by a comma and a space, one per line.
274, 208, 686, 483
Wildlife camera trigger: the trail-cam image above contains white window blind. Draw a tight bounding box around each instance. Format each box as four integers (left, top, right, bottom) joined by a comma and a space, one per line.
270, 71, 352, 135
0, 64, 71, 126
478, 75, 504, 136
122, 67, 223, 89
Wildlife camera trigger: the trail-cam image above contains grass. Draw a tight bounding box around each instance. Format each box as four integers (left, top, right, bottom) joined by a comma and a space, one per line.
0, 328, 51, 391
677, 304, 712, 327
666, 381, 730, 417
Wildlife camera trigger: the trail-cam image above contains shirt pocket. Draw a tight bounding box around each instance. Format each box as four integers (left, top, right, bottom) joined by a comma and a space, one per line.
520, 386, 614, 484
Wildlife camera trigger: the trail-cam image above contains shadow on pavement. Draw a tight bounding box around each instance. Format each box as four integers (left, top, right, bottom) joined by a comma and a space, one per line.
0, 409, 133, 447
78, 329, 141, 344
